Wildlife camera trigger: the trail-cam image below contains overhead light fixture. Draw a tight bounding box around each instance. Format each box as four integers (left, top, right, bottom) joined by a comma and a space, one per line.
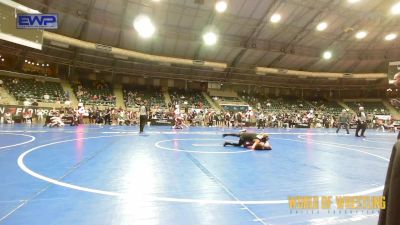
316, 22, 328, 31
46, 64, 50, 67
347, 0, 361, 3
355, 31, 367, 39
391, 2, 400, 15
323, 51, 332, 60
385, 33, 397, 41
215, 1, 228, 13
203, 31, 218, 46
25, 59, 28, 62
270, 13, 281, 23
133, 15, 156, 38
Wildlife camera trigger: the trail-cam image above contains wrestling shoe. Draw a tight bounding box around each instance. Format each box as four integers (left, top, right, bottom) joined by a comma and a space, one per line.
223, 142, 228, 147
222, 134, 227, 138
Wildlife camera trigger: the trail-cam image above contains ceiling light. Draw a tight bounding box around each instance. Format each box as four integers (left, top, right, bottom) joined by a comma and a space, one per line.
347, 0, 361, 3
355, 31, 367, 39
215, 1, 228, 13
316, 22, 328, 31
391, 2, 400, 15
133, 15, 156, 38
202, 31, 218, 46
385, 33, 397, 41
270, 13, 281, 23
323, 51, 332, 60
47, 64, 49, 66
25, 59, 28, 62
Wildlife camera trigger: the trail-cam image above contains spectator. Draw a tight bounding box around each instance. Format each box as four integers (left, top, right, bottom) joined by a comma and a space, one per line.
32, 100, 39, 106
23, 99, 31, 106
65, 91, 70, 100
4, 111, 14, 124
37, 109, 44, 121
43, 93, 50, 102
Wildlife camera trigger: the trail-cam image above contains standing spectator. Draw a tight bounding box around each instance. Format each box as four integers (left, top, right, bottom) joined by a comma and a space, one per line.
65, 91, 70, 100
4, 111, 14, 124
104, 108, 111, 125
37, 109, 44, 122
336, 109, 350, 134
139, 104, 147, 133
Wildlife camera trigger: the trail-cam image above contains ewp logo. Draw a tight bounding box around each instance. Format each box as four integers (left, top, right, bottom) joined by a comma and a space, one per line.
17, 14, 58, 29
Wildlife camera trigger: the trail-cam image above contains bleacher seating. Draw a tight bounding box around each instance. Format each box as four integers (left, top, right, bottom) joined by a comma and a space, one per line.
72, 80, 115, 107
123, 86, 165, 108
1, 76, 65, 103
345, 101, 390, 115
213, 96, 242, 103
221, 105, 249, 112
170, 89, 210, 108
242, 94, 309, 112
309, 100, 344, 115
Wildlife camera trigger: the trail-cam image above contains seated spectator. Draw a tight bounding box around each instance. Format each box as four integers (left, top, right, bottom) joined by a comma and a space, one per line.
23, 99, 31, 106
31, 100, 39, 106
43, 93, 50, 102
4, 112, 14, 124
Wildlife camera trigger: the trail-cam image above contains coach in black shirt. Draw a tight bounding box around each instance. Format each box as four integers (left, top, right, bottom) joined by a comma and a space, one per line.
379, 71, 400, 225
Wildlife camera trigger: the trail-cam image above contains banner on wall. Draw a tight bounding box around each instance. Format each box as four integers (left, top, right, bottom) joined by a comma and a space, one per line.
374, 115, 392, 120
150, 118, 174, 126
0, 105, 56, 117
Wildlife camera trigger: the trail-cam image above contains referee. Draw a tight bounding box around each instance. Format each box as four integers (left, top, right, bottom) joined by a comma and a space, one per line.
355, 106, 367, 137
139, 104, 147, 133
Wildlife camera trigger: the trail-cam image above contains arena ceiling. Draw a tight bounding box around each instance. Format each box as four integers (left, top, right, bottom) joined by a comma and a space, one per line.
5, 0, 400, 83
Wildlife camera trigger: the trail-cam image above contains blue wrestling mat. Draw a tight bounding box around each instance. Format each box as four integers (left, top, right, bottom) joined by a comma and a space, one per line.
0, 125, 394, 225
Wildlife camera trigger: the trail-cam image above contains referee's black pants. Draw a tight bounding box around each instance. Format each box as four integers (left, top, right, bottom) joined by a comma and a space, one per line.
139, 115, 147, 133
355, 122, 367, 136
